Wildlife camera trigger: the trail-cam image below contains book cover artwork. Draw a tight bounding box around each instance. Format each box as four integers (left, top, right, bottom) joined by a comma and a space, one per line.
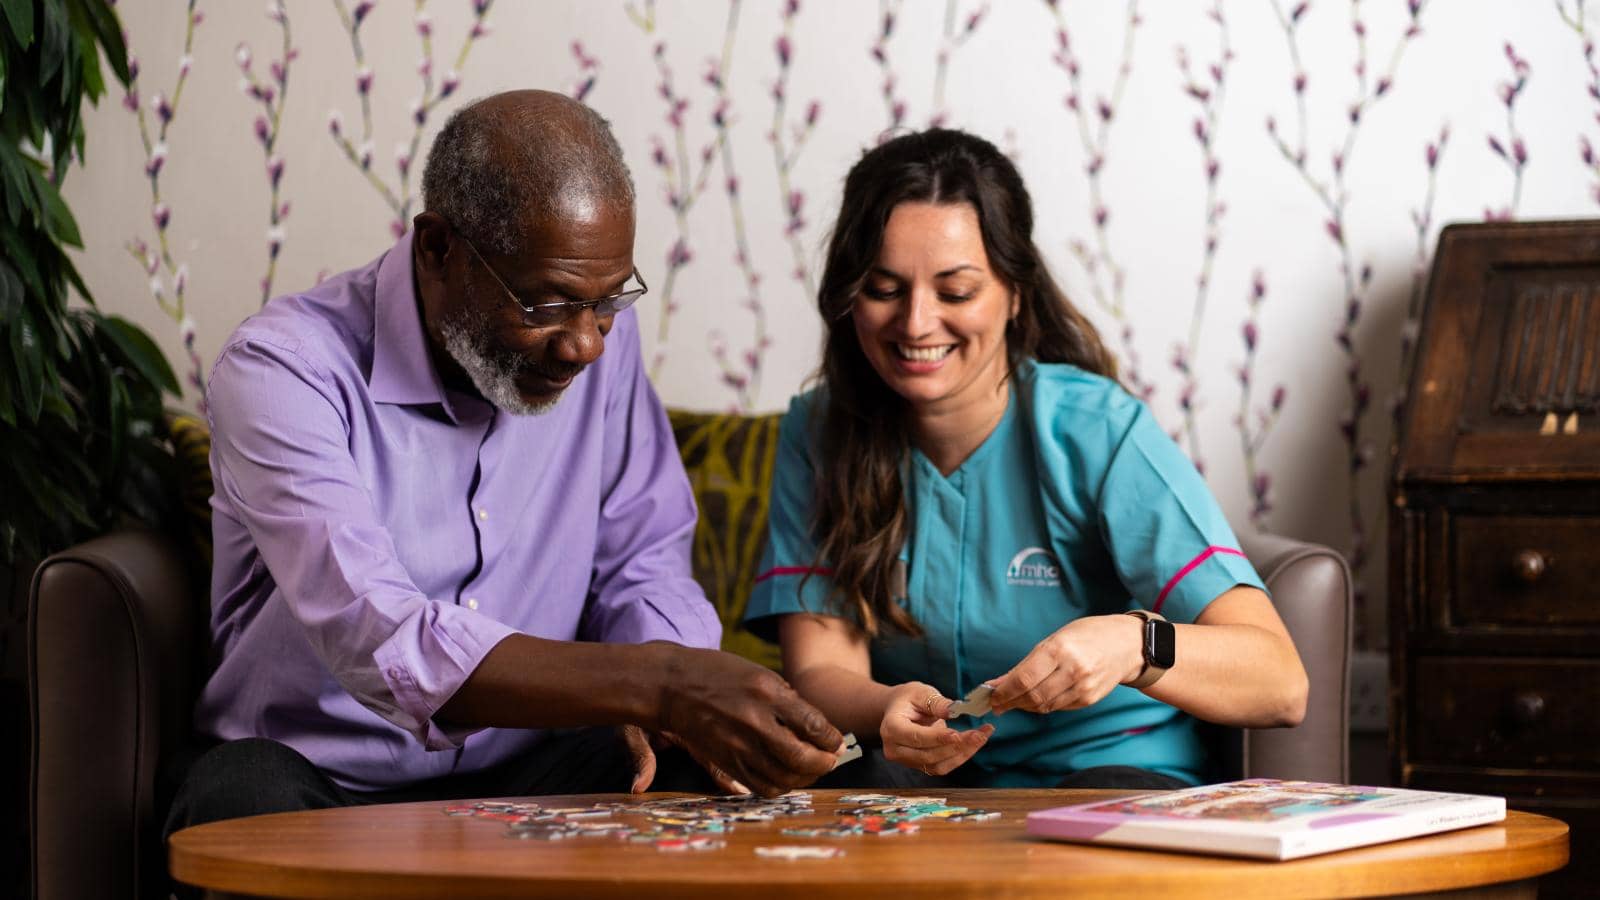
1026, 779, 1506, 860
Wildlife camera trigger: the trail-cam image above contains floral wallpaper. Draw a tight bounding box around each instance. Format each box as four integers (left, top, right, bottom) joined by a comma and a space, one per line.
70, 0, 1599, 648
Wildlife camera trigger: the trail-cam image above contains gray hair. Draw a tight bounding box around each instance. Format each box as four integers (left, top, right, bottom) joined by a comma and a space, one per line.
421, 92, 635, 256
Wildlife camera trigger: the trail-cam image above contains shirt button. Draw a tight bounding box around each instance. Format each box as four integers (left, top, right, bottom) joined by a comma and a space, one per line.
467, 598, 480, 610
477, 509, 488, 520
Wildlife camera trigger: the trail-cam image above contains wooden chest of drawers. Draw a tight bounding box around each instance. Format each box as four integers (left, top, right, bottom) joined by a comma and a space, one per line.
1390, 220, 1600, 898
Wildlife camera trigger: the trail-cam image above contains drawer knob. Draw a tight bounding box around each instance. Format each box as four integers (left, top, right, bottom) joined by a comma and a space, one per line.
1513, 549, 1547, 583
1511, 692, 1546, 727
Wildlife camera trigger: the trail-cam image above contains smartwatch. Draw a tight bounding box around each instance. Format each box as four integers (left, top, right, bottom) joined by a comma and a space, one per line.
1123, 610, 1175, 689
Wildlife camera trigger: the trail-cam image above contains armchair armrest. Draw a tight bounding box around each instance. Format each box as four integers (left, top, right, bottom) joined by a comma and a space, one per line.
29, 529, 198, 900
1236, 529, 1353, 784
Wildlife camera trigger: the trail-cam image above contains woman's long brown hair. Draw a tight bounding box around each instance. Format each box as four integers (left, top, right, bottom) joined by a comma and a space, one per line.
808, 128, 1118, 638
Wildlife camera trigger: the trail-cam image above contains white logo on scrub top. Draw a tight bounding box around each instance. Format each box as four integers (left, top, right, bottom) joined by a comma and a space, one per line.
1006, 547, 1061, 587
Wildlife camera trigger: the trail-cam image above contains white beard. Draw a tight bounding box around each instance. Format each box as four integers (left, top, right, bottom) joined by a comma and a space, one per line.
438, 311, 561, 416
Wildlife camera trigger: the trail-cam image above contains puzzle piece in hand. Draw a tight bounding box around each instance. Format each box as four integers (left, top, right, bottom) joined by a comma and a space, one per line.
834, 732, 862, 766
945, 684, 994, 718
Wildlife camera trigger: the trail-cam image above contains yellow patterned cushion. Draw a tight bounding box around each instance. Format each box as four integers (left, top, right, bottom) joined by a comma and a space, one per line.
667, 410, 784, 670
165, 410, 784, 669
166, 413, 214, 569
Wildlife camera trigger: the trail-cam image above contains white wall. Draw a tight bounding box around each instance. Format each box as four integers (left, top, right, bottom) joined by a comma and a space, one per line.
68, 0, 1600, 647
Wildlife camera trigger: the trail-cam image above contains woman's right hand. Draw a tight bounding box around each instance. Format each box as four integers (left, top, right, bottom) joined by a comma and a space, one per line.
879, 682, 994, 776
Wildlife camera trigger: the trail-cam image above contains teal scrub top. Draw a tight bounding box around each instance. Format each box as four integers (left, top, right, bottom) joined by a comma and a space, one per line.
744, 361, 1266, 787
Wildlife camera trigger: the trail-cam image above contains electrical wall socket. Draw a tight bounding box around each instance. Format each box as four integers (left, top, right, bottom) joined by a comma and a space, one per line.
1349, 650, 1388, 734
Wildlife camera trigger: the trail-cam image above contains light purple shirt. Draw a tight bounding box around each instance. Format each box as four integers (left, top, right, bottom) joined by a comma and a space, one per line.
194, 233, 720, 791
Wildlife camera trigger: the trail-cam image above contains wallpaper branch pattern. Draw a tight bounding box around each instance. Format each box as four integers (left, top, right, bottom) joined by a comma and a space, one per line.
1560, 1, 1600, 204
703, 0, 773, 411
123, 0, 207, 411
83, 2, 1597, 651
1487, 42, 1531, 220
569, 40, 600, 102
930, 1, 987, 128
1396, 123, 1449, 426
1263, 0, 1429, 632
235, 2, 296, 306
1172, 2, 1233, 476
1045, 0, 1152, 403
870, 0, 907, 130
1235, 271, 1285, 531
769, 0, 820, 302
326, 0, 494, 240
635, 13, 727, 380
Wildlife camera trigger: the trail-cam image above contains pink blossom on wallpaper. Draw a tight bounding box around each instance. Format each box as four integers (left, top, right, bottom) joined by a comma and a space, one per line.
1485, 42, 1530, 220
1045, 0, 1151, 401
870, 0, 907, 132
1263, 0, 1430, 640
327, 0, 495, 238
700, 0, 773, 412
931, 1, 990, 127
1172, 1, 1233, 475
634, 21, 721, 376
1395, 124, 1449, 426
123, 0, 208, 411
237, 2, 297, 306
568, 40, 599, 102
1234, 271, 1285, 531
771, 0, 821, 297
1559, 2, 1600, 205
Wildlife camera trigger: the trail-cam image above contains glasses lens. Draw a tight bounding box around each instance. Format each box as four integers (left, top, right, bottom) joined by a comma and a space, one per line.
522, 305, 572, 327
595, 290, 644, 317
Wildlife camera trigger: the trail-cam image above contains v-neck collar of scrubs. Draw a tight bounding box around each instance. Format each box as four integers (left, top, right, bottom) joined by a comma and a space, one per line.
909, 386, 1017, 492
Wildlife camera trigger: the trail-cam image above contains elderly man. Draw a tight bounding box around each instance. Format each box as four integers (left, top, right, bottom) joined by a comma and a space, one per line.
164, 90, 840, 832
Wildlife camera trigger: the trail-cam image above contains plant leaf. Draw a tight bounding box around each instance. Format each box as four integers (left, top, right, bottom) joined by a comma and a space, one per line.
40, 179, 82, 247
1, 0, 35, 49
79, 0, 127, 85
106, 369, 127, 476
10, 312, 44, 422
0, 257, 20, 323
0, 350, 14, 426
100, 314, 180, 394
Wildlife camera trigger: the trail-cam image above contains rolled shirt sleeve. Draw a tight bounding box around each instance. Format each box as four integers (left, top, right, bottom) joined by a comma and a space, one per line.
1094, 402, 1265, 625
207, 339, 515, 750
579, 309, 722, 650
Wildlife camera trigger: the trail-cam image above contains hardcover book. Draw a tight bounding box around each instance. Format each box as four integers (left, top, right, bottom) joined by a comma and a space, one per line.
1025, 778, 1506, 860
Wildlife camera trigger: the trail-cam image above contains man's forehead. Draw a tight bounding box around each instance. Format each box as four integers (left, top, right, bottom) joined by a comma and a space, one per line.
518, 198, 635, 260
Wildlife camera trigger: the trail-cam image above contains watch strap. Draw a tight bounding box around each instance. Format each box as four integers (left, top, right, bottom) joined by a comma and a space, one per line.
1123, 610, 1170, 689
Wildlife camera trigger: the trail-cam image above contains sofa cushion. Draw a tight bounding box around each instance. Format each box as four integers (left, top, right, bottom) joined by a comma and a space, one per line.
168, 413, 214, 569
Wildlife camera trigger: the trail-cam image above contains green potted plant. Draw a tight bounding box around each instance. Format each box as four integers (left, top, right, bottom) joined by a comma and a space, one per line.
1, 0, 180, 889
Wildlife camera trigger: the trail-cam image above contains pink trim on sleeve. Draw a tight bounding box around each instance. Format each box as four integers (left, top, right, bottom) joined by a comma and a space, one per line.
754, 565, 834, 585
1152, 546, 1247, 614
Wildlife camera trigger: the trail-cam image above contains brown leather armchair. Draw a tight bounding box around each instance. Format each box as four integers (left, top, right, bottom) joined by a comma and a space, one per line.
28, 524, 1349, 900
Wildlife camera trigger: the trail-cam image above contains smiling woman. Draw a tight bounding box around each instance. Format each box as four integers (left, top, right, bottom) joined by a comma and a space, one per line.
743, 128, 1308, 793
850, 202, 1016, 429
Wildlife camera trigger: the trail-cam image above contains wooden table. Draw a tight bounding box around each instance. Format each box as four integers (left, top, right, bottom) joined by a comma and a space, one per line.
169, 788, 1569, 899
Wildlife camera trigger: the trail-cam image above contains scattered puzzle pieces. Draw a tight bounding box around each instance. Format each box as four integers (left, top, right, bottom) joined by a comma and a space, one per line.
442, 789, 999, 855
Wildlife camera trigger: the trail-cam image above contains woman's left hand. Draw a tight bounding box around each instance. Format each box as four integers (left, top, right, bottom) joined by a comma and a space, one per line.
987, 615, 1144, 715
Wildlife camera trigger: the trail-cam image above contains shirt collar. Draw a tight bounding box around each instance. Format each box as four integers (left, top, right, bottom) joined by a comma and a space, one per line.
370, 230, 449, 408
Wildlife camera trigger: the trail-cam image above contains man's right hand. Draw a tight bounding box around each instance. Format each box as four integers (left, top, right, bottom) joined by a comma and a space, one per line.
652, 644, 843, 797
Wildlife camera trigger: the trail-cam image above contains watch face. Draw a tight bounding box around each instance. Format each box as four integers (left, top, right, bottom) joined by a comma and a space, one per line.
1146, 620, 1176, 669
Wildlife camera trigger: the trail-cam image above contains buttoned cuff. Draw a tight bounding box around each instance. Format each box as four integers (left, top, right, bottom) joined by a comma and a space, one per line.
372, 604, 518, 751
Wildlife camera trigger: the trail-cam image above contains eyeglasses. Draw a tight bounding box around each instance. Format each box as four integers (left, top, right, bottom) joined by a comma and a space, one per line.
456, 231, 648, 328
